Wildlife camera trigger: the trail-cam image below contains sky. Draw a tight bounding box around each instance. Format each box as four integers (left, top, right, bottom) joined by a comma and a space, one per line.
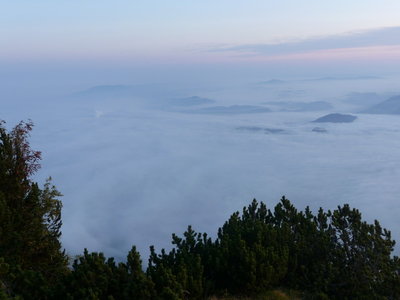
2, 1, 400, 64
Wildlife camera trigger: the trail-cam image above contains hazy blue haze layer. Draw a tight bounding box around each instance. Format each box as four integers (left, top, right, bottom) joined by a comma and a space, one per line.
2, 70, 400, 260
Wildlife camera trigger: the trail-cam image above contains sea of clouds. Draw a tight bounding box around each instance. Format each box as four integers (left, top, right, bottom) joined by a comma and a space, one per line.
2, 72, 400, 260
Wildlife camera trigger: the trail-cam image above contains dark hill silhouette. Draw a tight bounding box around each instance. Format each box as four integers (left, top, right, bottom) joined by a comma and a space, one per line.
188, 105, 270, 114
258, 79, 286, 85
343, 92, 384, 107
312, 127, 327, 133
363, 95, 400, 114
265, 101, 332, 112
72, 84, 159, 99
308, 75, 381, 81
236, 126, 286, 134
312, 113, 357, 123
166, 96, 215, 106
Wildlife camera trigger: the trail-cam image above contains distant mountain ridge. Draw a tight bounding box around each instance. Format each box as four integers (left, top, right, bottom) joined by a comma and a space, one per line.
308, 75, 382, 81
166, 96, 215, 107
313, 113, 357, 123
258, 79, 286, 85
187, 105, 270, 115
363, 95, 400, 114
70, 85, 218, 110
265, 101, 332, 112
71, 84, 168, 99
344, 92, 382, 104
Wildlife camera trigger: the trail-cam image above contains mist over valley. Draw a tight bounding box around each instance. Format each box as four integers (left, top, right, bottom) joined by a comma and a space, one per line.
3, 72, 400, 260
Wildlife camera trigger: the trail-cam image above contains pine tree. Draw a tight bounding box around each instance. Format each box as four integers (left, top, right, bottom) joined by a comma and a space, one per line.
0, 121, 67, 298
328, 204, 400, 299
215, 199, 289, 295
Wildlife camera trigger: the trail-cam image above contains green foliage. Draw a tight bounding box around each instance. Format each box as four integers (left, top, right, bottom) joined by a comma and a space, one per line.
148, 226, 209, 299
215, 200, 289, 294
147, 198, 400, 299
59, 247, 154, 300
0, 121, 67, 298
327, 204, 399, 299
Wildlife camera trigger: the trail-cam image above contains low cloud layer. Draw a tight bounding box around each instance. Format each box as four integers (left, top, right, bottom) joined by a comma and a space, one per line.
2, 69, 400, 262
